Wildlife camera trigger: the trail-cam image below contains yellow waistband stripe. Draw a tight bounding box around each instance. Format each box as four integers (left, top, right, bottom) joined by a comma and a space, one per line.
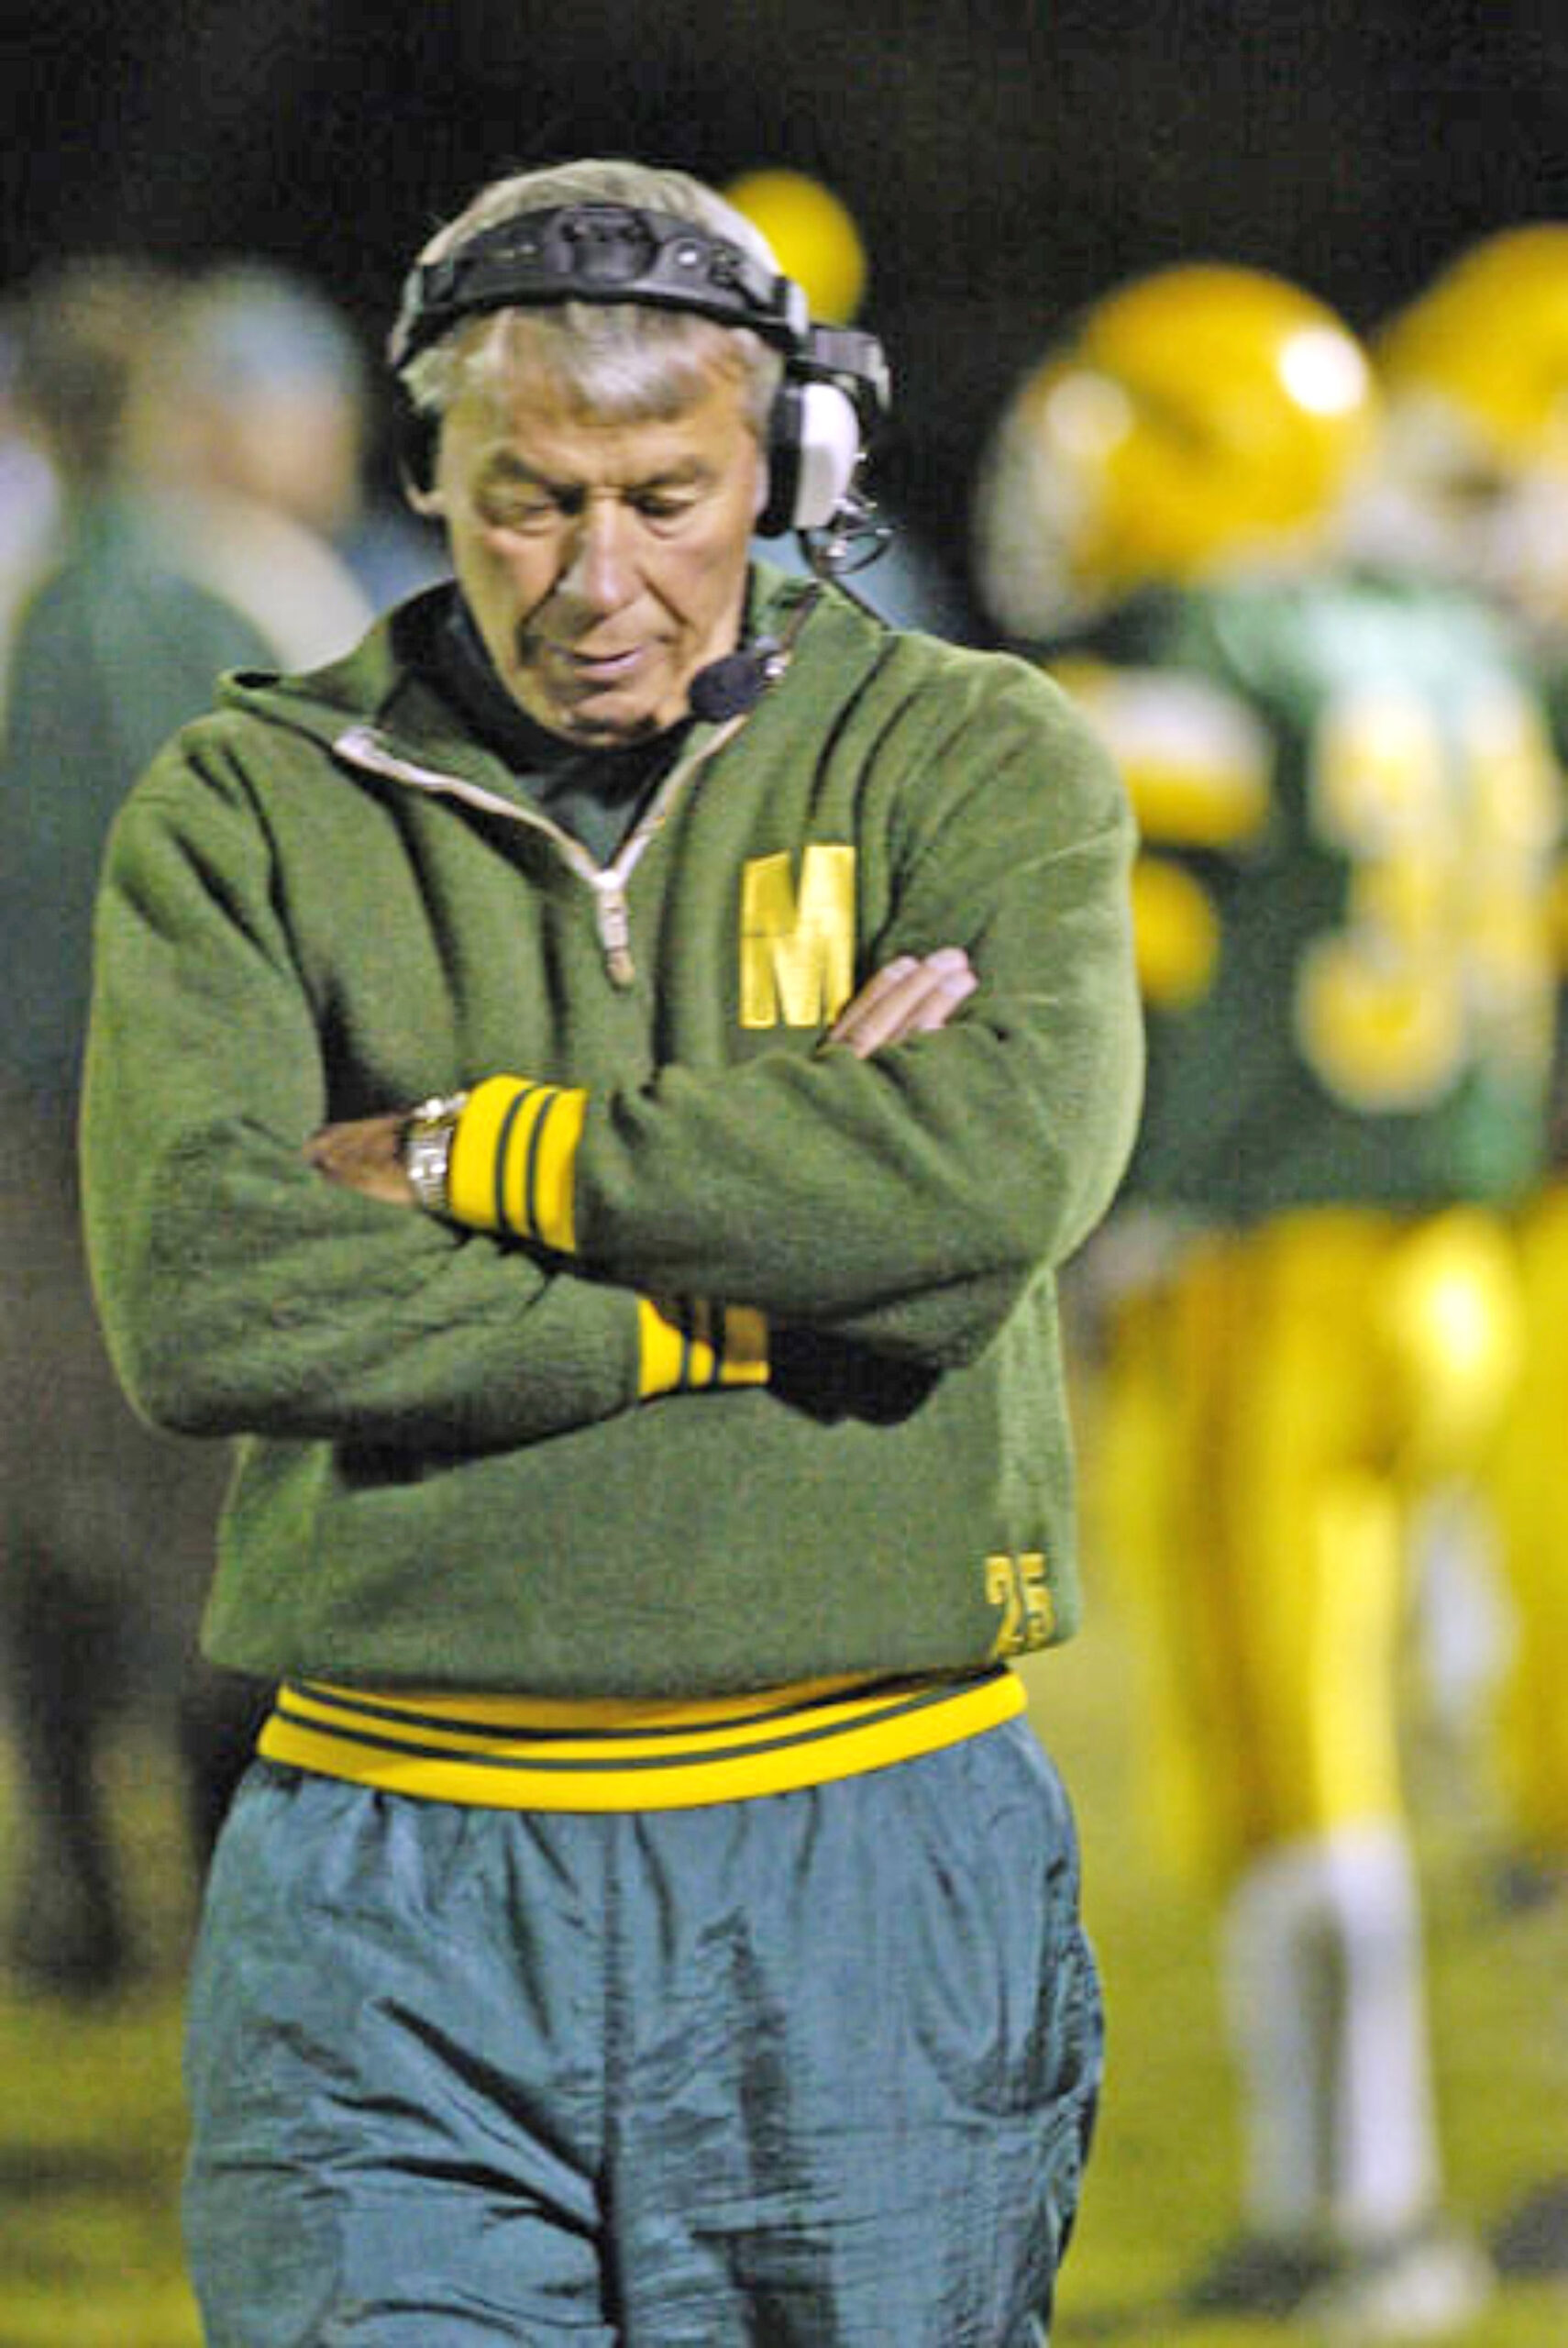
256, 1667, 1024, 1811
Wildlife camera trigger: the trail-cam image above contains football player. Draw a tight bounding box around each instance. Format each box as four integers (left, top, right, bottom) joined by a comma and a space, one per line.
1373, 224, 1568, 2281
974, 260, 1562, 2333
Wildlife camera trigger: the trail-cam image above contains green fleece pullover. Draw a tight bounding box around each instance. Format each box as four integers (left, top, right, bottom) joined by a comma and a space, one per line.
82, 566, 1142, 1696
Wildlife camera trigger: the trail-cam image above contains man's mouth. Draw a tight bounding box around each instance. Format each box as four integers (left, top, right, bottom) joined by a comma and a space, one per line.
556, 643, 647, 687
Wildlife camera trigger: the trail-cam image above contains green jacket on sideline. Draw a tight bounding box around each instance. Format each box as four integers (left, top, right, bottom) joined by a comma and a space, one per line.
82, 565, 1142, 1697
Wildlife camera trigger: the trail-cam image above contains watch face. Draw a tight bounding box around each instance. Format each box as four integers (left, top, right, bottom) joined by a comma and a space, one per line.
403, 1103, 461, 1211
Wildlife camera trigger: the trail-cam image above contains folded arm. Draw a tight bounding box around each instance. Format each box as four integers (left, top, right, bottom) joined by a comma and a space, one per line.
81, 759, 715, 1447
314, 686, 1143, 1368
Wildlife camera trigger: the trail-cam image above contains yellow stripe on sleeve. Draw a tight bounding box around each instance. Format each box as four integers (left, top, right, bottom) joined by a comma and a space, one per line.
715, 1303, 769, 1385
637, 1297, 771, 1398
446, 1073, 588, 1250
528, 1083, 587, 1253
447, 1075, 527, 1234
638, 1296, 691, 1397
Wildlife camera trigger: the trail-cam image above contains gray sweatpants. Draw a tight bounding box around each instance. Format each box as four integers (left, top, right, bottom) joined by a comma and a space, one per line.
184, 1720, 1100, 2345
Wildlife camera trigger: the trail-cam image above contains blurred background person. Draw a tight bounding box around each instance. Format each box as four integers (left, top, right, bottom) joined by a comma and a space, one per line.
143, 256, 447, 626
0, 251, 398, 1996
1364, 224, 1568, 677
973, 260, 1562, 2336
724, 164, 981, 641
1370, 220, 1568, 2286
0, 303, 61, 713
2, 256, 329, 1104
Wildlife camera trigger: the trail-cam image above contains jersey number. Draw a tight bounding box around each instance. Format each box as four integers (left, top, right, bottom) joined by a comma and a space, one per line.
1295, 684, 1559, 1112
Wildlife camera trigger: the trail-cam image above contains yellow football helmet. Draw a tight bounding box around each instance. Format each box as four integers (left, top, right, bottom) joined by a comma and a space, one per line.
1371, 226, 1568, 627
973, 263, 1378, 637
1377, 225, 1568, 471
722, 168, 868, 324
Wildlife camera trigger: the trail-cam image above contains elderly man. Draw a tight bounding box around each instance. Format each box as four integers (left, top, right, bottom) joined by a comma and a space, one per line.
83, 159, 1140, 2345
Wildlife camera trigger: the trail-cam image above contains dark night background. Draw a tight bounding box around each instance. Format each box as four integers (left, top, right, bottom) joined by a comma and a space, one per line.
6, 0, 1568, 588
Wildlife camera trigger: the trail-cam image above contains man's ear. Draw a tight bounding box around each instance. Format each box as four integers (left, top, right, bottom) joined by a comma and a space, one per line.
397, 397, 445, 517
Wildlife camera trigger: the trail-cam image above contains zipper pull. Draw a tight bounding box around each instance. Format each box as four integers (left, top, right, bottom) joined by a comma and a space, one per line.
592, 874, 636, 988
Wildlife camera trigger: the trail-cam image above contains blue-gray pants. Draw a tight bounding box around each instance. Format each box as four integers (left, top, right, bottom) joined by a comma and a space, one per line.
184, 1720, 1101, 2345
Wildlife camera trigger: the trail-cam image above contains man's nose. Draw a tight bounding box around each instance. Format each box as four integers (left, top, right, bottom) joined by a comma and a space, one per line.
559, 499, 633, 611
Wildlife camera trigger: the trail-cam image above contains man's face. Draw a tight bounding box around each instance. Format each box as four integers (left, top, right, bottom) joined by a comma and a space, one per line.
429, 353, 765, 746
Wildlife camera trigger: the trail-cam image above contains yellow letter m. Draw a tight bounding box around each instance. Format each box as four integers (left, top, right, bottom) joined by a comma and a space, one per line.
739, 846, 856, 1029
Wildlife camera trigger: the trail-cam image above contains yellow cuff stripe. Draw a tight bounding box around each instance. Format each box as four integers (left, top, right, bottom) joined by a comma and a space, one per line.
637, 1297, 772, 1399
255, 1668, 1025, 1811
714, 1301, 769, 1384
447, 1074, 588, 1251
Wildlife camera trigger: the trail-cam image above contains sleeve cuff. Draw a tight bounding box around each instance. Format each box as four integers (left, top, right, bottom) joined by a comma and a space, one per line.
446, 1074, 589, 1252
638, 1296, 771, 1399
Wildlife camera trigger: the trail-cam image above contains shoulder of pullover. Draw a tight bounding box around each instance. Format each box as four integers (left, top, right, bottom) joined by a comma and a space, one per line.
127, 569, 1125, 856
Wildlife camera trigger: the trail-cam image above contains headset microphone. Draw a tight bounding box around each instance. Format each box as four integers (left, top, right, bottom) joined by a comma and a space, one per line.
687, 644, 783, 723
688, 586, 823, 722
687, 483, 901, 719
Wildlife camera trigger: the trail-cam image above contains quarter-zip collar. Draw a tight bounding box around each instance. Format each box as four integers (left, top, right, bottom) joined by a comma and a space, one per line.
214, 565, 829, 989
332, 705, 745, 988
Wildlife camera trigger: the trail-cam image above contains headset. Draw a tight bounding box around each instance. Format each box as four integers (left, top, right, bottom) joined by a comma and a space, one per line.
388, 201, 891, 538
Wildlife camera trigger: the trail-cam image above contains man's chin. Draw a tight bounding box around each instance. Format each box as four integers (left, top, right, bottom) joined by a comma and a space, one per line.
549, 704, 664, 748
541, 683, 690, 748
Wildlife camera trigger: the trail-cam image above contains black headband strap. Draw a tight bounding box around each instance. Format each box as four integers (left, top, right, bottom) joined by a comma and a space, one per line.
390, 204, 812, 371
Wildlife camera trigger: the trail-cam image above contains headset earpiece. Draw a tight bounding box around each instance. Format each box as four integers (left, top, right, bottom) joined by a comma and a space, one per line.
757, 378, 867, 537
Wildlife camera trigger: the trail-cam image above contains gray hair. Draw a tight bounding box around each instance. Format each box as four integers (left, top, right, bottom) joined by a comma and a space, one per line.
399, 160, 786, 439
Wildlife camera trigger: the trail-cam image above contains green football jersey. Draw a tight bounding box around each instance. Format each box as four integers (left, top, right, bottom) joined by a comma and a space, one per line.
1053, 570, 1563, 1222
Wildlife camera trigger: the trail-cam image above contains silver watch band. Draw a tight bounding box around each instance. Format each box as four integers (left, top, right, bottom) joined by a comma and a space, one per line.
401, 1092, 469, 1215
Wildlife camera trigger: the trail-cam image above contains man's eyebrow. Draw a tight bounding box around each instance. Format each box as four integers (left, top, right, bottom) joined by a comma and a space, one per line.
635, 454, 717, 482
476, 449, 718, 493
476, 450, 562, 492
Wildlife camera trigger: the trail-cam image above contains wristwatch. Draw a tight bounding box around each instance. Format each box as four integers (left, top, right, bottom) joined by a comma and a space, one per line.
401, 1092, 470, 1215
